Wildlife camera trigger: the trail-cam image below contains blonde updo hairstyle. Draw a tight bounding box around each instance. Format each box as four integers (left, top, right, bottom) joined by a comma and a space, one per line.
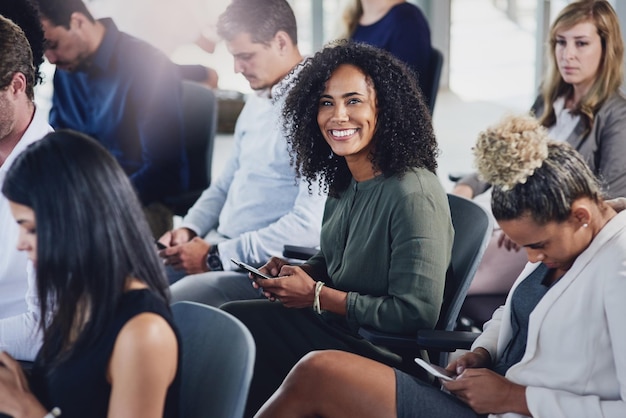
475, 115, 603, 224
540, 0, 624, 134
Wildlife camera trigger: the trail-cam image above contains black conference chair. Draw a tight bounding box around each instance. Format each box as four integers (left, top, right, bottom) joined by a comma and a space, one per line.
357, 194, 492, 368
283, 194, 492, 368
459, 292, 508, 331
423, 47, 444, 115
171, 301, 255, 418
164, 80, 217, 217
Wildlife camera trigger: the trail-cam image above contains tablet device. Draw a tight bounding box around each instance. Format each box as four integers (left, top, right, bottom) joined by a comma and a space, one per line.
414, 358, 456, 381
230, 258, 275, 280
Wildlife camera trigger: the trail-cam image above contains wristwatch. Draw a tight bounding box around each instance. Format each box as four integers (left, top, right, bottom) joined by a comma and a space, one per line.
206, 245, 224, 271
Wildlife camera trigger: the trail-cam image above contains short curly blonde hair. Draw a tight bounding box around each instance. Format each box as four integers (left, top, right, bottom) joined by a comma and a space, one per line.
474, 115, 603, 224
474, 115, 549, 191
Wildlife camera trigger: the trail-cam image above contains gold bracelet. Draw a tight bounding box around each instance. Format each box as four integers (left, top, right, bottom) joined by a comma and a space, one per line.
313, 281, 325, 314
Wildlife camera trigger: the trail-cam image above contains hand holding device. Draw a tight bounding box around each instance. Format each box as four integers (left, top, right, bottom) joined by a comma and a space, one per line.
230, 258, 275, 280
415, 358, 457, 381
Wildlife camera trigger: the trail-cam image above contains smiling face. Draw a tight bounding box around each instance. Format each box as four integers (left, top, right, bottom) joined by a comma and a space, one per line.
555, 20, 603, 96
317, 64, 378, 179
9, 201, 37, 266
499, 213, 589, 275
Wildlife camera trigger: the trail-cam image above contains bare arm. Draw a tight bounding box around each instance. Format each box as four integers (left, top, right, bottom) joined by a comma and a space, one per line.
107, 313, 178, 418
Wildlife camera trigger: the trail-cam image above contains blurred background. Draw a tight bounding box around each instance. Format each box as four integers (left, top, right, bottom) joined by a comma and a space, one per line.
33, 0, 626, 191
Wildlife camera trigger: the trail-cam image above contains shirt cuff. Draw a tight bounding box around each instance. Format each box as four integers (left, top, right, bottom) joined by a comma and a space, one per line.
178, 222, 203, 238
345, 291, 360, 331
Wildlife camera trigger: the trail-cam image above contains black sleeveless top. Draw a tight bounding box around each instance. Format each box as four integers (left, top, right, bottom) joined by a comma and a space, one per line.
29, 289, 181, 418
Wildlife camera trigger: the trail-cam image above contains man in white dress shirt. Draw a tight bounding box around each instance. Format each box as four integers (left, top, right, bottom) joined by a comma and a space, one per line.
0, 14, 53, 360
159, 0, 326, 306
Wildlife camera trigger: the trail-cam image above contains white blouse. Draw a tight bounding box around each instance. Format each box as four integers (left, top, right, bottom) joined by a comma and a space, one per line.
547, 96, 580, 141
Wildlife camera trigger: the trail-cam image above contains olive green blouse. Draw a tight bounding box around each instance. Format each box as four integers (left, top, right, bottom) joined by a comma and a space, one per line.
307, 167, 453, 334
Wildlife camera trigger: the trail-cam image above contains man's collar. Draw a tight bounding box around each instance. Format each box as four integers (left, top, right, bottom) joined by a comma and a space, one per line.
269, 58, 308, 104
89, 18, 118, 72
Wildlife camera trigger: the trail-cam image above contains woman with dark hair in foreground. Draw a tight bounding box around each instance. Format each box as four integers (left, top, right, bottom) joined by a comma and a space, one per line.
0, 130, 180, 418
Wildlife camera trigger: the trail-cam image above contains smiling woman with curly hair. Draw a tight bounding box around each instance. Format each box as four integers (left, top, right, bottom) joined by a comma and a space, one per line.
283, 40, 438, 196
222, 41, 454, 417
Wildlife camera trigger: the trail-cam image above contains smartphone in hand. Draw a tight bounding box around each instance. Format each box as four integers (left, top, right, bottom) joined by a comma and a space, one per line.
414, 358, 457, 381
230, 258, 275, 280
155, 240, 167, 250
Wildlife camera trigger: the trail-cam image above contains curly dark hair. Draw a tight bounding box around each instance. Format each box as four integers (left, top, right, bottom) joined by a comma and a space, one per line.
283, 41, 438, 196
0, 0, 45, 85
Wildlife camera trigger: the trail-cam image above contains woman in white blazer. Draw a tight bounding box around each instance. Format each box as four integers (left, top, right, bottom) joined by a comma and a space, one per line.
253, 114, 626, 418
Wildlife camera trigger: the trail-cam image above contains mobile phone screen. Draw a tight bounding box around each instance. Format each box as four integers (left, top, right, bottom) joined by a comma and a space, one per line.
230, 258, 275, 280
414, 358, 456, 381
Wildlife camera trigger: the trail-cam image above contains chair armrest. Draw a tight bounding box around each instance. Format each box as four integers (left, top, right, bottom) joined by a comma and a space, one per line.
358, 326, 480, 352
416, 330, 480, 351
357, 326, 417, 349
448, 172, 469, 183
283, 245, 318, 260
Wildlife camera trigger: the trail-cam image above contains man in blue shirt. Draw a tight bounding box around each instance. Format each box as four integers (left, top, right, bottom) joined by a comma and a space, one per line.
35, 0, 188, 236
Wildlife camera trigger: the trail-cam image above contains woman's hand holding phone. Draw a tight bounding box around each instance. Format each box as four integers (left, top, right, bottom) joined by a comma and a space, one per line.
261, 257, 291, 278
415, 358, 457, 381
447, 347, 492, 375
251, 264, 317, 308
230, 259, 275, 280
229, 258, 283, 301
250, 257, 291, 301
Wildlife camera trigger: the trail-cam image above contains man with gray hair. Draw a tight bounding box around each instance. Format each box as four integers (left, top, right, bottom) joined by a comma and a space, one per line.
0, 13, 52, 360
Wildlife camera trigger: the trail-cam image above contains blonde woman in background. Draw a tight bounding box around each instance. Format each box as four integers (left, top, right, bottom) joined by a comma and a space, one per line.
454, 0, 626, 308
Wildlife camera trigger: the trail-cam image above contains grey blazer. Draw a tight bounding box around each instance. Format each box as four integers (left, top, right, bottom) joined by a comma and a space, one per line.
459, 92, 626, 199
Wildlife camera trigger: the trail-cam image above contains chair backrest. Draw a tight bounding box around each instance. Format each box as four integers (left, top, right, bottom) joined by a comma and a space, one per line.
182, 80, 217, 191
422, 47, 444, 115
436, 194, 493, 333
356, 193, 493, 360
165, 81, 217, 216
172, 301, 255, 418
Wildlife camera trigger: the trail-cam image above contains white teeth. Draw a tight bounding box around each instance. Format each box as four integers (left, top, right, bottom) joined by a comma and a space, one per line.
331, 129, 357, 137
